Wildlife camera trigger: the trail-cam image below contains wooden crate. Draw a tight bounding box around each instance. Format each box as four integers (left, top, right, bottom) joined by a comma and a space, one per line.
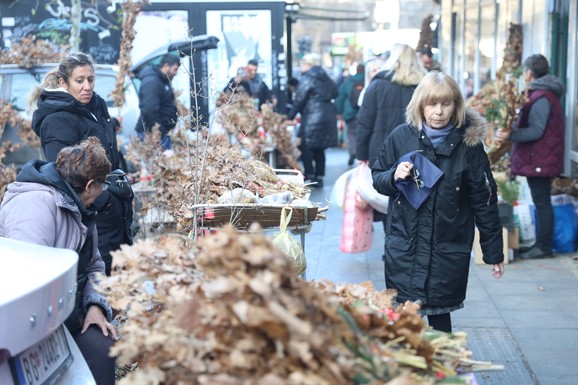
192, 204, 318, 229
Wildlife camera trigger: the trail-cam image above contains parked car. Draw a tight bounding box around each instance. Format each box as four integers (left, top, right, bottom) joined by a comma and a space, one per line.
0, 237, 96, 385
0, 34, 218, 169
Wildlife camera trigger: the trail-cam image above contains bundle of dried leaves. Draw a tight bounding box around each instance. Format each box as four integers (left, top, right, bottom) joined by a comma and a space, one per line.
102, 228, 494, 385
215, 92, 300, 169
0, 102, 40, 148
466, 23, 526, 166
0, 143, 17, 200
111, 1, 144, 108
128, 130, 306, 234
0, 35, 65, 68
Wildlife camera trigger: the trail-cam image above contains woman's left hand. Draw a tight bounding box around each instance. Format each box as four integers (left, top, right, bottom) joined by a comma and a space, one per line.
82, 305, 120, 340
492, 263, 504, 279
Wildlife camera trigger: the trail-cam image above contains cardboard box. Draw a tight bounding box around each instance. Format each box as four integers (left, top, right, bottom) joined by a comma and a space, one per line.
473, 227, 510, 265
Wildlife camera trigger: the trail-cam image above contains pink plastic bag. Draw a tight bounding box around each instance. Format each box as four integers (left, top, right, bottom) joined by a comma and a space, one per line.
340, 170, 373, 253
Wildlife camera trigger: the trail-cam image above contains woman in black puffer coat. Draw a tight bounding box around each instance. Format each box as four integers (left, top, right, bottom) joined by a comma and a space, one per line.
29, 52, 133, 276
357, 44, 426, 168
287, 53, 338, 187
372, 72, 505, 333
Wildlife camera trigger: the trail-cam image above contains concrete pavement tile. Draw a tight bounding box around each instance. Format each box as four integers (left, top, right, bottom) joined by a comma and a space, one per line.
453, 316, 507, 328
490, 294, 560, 311
498, 309, 578, 329
519, 348, 578, 385
507, 328, 578, 350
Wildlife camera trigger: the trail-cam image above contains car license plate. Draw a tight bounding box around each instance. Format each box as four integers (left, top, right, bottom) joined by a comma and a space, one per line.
9, 326, 73, 385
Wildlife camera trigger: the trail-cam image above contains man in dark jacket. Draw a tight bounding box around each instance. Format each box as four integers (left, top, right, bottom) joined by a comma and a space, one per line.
499, 54, 565, 260
245, 59, 273, 110
336, 63, 365, 165
135, 53, 180, 150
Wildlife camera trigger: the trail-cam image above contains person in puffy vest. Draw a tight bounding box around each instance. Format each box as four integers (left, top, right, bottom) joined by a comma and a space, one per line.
499, 54, 565, 260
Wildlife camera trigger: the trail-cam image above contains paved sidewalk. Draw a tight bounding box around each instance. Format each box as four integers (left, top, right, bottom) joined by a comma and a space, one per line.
304, 147, 578, 385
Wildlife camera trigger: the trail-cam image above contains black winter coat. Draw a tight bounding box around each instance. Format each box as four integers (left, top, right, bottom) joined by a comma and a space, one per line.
372, 110, 504, 308
32, 90, 120, 169
31, 90, 132, 267
134, 65, 178, 134
356, 70, 418, 166
288, 66, 338, 150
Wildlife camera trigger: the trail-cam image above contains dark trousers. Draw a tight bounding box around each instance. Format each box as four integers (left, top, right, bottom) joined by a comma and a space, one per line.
300, 145, 326, 179
527, 176, 554, 252
72, 325, 116, 385
428, 313, 452, 333
346, 118, 357, 157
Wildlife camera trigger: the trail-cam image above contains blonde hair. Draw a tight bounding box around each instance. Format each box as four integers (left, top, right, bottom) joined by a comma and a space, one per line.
381, 43, 426, 86
406, 71, 465, 128
365, 57, 386, 87
301, 53, 321, 67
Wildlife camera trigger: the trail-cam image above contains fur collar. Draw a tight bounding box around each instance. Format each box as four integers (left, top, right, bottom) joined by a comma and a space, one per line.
461, 108, 488, 147
415, 108, 487, 148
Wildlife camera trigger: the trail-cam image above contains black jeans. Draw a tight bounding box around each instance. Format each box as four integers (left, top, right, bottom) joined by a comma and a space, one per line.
526, 176, 554, 252
300, 145, 326, 179
72, 325, 116, 385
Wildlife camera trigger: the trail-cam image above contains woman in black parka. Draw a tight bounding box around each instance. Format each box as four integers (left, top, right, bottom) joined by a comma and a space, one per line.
29, 52, 133, 276
287, 53, 338, 187
372, 72, 505, 332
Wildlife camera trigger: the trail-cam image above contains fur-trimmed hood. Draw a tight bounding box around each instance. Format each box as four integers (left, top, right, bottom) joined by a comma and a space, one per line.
461, 108, 488, 147
411, 108, 488, 148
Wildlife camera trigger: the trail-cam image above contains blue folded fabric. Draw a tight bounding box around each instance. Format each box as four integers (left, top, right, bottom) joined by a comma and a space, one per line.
394, 151, 444, 209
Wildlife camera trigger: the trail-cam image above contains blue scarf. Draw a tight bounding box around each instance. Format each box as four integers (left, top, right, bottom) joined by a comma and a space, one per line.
422, 122, 454, 148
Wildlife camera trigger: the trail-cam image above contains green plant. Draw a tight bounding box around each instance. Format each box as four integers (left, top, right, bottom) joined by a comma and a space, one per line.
496, 179, 520, 205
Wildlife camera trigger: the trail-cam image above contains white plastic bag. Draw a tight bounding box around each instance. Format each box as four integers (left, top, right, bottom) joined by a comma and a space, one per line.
330, 168, 356, 210
351, 163, 389, 214
513, 203, 536, 248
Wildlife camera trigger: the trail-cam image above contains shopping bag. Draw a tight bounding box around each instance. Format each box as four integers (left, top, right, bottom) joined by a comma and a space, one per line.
352, 163, 389, 214
552, 204, 578, 253
340, 176, 373, 253
330, 168, 356, 210
271, 207, 306, 275
513, 203, 536, 249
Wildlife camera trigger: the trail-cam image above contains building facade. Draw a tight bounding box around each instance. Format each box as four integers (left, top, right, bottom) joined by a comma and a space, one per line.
438, 0, 577, 177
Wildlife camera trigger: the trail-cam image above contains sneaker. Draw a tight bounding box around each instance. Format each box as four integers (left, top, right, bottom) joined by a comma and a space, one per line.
518, 246, 553, 260
314, 177, 324, 188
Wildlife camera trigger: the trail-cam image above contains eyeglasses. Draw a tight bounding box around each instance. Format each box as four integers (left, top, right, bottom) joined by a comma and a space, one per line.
412, 168, 424, 189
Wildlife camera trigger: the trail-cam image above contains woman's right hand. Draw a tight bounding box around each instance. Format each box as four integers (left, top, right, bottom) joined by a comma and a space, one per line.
394, 161, 414, 181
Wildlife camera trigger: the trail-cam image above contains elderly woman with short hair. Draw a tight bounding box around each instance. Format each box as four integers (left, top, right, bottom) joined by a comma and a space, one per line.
372, 71, 505, 332
0, 137, 118, 385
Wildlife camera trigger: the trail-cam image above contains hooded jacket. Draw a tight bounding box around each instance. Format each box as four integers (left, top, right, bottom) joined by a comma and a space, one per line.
287, 66, 338, 149
31, 89, 120, 170
0, 160, 113, 323
134, 65, 178, 134
510, 75, 565, 177
372, 110, 504, 308
335, 72, 364, 122
356, 70, 419, 166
